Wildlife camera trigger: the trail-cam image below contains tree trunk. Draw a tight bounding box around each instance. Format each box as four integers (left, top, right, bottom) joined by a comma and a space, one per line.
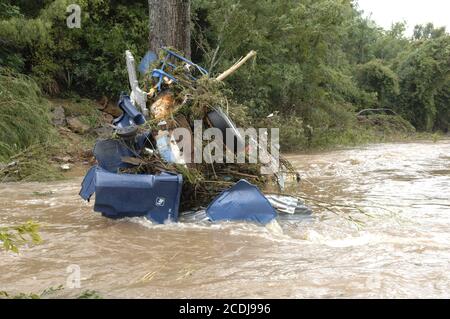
148, 0, 191, 58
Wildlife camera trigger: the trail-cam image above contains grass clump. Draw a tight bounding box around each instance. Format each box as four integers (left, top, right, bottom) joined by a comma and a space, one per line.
0, 143, 63, 182
0, 69, 62, 181
0, 69, 55, 159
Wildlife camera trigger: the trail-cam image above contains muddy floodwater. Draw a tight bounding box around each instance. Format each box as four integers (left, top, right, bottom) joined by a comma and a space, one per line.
1, 141, 449, 298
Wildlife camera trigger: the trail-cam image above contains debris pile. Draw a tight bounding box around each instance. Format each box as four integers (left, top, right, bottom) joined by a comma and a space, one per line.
114, 48, 297, 211
79, 47, 304, 224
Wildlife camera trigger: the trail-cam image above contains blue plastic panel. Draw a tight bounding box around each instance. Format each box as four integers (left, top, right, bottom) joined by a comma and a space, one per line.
93, 139, 137, 173
206, 179, 277, 225
79, 166, 97, 201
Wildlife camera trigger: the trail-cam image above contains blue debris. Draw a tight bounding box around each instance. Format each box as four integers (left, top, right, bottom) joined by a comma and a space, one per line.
93, 139, 137, 173
79, 166, 97, 201
206, 180, 278, 225
113, 94, 146, 128
138, 51, 158, 75
151, 48, 208, 92
80, 166, 183, 224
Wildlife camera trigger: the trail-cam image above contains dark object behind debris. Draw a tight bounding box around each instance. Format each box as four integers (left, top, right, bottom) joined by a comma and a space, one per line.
206, 108, 245, 154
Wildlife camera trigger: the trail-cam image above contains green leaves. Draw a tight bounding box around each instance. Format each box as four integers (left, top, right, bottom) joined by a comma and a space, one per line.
396, 35, 450, 131
0, 285, 103, 299
194, 0, 366, 125
0, 221, 42, 253
0, 0, 148, 97
0, 2, 23, 19
357, 59, 400, 105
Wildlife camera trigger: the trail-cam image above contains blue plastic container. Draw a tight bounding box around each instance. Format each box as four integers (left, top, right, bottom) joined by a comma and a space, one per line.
80, 166, 183, 224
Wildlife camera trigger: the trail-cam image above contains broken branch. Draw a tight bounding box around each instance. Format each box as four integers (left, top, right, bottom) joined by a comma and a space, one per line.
215, 50, 257, 82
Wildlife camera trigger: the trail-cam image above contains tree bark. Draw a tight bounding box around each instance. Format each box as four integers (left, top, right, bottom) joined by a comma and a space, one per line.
148, 0, 191, 58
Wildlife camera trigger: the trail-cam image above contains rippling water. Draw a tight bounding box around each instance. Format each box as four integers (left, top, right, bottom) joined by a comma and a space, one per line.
1, 141, 449, 298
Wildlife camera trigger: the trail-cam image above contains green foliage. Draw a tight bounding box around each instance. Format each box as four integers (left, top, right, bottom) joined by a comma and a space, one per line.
0, 142, 64, 182
0, 69, 55, 160
192, 1, 449, 138
0, 2, 23, 19
359, 114, 416, 134
434, 80, 450, 132
357, 59, 399, 106
257, 115, 307, 152
0, 221, 42, 253
342, 6, 381, 65
77, 290, 103, 299
372, 22, 411, 61
0, 70, 63, 181
192, 0, 372, 144
395, 34, 450, 131
0, 287, 102, 299
0, 0, 148, 97
1, 285, 64, 299
413, 23, 447, 41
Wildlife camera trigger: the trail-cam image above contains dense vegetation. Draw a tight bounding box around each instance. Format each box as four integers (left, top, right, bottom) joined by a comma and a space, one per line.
0, 70, 54, 160
0, 0, 449, 158
0, 0, 148, 97
191, 0, 449, 137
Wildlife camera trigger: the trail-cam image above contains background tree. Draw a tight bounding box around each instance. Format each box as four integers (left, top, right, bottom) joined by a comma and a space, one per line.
148, 0, 191, 57
413, 23, 446, 41
395, 35, 450, 130
357, 59, 399, 107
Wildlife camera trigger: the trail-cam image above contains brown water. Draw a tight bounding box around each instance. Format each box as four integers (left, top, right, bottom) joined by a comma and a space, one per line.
1, 141, 449, 298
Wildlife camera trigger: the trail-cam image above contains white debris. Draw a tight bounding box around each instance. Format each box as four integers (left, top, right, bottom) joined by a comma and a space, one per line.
60, 164, 71, 171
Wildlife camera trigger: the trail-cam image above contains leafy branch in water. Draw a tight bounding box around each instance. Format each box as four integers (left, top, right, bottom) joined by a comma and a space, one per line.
0, 285, 102, 299
0, 221, 42, 253
0, 285, 64, 300
76, 290, 103, 299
